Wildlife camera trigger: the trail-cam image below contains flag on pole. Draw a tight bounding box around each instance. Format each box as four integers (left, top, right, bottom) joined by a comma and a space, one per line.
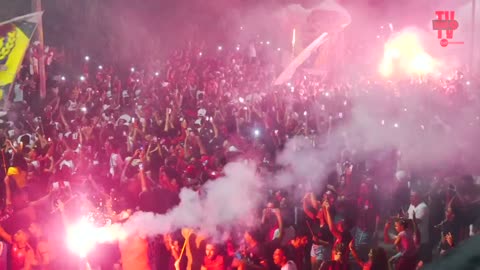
274, 0, 351, 85
0, 12, 42, 101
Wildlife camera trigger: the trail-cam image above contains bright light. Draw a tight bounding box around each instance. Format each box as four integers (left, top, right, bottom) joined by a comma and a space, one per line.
389, 23, 394, 32
67, 217, 127, 258
155, 72, 159, 76
376, 35, 380, 39
410, 53, 435, 74
240, 26, 244, 30
80, 76, 85, 81
338, 112, 343, 118
379, 30, 439, 78
379, 60, 393, 77
98, 65, 103, 70
239, 97, 244, 103
199, 52, 203, 57
266, 41, 270, 45
277, 48, 281, 51
381, 120, 385, 125
385, 48, 400, 59
61, 76, 66, 81
254, 129, 260, 137
81, 107, 87, 113
303, 111, 308, 116
236, 46, 240, 51
404, 108, 408, 112
394, 123, 399, 128
217, 46, 223, 51
343, 100, 347, 106
131, 67, 135, 72
324, 92, 330, 97
84, 56, 90, 61
67, 218, 96, 258
290, 87, 295, 93
466, 81, 471, 85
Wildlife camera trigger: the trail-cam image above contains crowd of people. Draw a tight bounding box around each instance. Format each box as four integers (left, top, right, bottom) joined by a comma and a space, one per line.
0, 38, 479, 270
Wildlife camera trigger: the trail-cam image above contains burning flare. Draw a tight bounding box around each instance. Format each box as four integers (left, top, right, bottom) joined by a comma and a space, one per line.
379, 29, 438, 78
66, 216, 127, 258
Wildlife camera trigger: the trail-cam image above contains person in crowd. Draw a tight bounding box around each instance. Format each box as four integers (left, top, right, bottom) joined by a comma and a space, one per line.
407, 191, 430, 263
233, 230, 268, 270
384, 219, 417, 270
224, 240, 237, 270
119, 233, 151, 270
201, 243, 225, 270
436, 207, 460, 256
319, 243, 350, 270
303, 192, 333, 270
349, 240, 388, 270
261, 199, 284, 242
4, 153, 29, 210
28, 222, 52, 269
353, 182, 380, 263
273, 247, 297, 270
0, 225, 35, 270
322, 200, 352, 263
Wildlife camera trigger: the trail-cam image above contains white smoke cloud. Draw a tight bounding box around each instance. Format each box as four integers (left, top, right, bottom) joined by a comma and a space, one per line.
119, 161, 263, 239
274, 136, 337, 190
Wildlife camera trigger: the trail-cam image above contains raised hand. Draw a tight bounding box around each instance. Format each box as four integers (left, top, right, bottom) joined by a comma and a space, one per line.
349, 239, 355, 251
445, 232, 454, 246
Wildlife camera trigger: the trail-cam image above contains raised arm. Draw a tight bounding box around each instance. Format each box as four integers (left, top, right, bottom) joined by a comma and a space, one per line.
349, 240, 366, 267
323, 201, 341, 239
384, 220, 394, 244
0, 225, 12, 244
303, 193, 316, 220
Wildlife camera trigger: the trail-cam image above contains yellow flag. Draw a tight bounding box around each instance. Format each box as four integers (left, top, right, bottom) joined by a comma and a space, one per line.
0, 12, 42, 100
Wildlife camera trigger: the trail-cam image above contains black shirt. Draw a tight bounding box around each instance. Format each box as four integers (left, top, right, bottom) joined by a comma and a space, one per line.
245, 244, 268, 270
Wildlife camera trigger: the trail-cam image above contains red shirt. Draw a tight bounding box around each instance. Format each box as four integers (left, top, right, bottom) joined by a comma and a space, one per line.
119, 236, 150, 270
203, 255, 225, 270
11, 245, 32, 270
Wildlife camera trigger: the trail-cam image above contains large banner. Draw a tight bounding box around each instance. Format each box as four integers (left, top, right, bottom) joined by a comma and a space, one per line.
0, 12, 42, 100
273, 0, 351, 85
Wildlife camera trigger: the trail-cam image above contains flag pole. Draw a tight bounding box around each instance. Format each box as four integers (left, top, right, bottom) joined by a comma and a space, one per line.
292, 28, 296, 58
32, 0, 46, 99
471, 0, 476, 74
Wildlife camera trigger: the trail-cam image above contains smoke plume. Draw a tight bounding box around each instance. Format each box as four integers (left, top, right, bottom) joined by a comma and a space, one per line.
119, 161, 263, 239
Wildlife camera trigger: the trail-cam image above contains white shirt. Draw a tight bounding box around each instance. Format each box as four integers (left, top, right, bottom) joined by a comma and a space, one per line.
13, 84, 23, 102
110, 153, 124, 177
408, 202, 429, 243
281, 261, 297, 270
